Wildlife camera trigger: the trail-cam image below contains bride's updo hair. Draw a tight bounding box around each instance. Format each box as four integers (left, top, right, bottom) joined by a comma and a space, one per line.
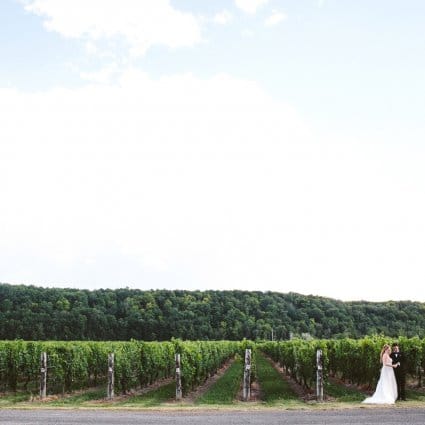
380, 344, 391, 363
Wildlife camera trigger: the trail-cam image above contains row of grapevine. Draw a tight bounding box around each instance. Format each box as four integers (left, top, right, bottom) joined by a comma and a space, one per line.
259, 336, 425, 390
327, 336, 425, 387
170, 339, 246, 393
3, 337, 422, 398
259, 339, 328, 390
0, 340, 246, 395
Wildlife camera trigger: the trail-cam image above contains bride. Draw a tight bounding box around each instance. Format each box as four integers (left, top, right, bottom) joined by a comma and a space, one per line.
362, 344, 399, 404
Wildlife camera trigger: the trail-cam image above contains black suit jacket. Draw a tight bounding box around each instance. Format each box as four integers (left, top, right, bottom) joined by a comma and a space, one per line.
390, 351, 405, 372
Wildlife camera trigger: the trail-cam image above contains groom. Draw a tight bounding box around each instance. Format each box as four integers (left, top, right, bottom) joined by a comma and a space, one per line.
390, 343, 406, 401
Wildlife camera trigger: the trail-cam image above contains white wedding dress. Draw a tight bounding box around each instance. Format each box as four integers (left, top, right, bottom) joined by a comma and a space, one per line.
362, 354, 398, 404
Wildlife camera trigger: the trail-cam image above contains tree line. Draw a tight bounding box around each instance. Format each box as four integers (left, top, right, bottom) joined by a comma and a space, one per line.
1, 283, 425, 340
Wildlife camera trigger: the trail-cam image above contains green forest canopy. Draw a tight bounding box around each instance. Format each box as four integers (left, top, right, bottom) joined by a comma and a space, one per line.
0, 283, 424, 341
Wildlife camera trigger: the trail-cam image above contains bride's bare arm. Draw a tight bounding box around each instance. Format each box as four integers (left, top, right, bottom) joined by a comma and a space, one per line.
383, 354, 398, 367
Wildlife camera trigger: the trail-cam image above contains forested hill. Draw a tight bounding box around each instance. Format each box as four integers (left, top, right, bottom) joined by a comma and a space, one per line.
1, 283, 424, 341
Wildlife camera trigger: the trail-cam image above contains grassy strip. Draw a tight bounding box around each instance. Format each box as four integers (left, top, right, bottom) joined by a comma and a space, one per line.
45, 389, 107, 406
113, 382, 176, 407
255, 353, 300, 405
405, 388, 425, 402
325, 380, 425, 404
0, 392, 30, 406
2, 371, 425, 409
324, 381, 365, 402
195, 358, 243, 405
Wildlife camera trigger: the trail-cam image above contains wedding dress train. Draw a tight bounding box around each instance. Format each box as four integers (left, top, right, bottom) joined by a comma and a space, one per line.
362, 356, 398, 404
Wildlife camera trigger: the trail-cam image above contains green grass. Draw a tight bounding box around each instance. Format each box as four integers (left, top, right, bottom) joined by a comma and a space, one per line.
44, 388, 107, 406
195, 358, 243, 405
0, 392, 31, 406
114, 382, 176, 407
255, 353, 300, 405
0, 383, 176, 409
324, 381, 365, 402
404, 388, 425, 402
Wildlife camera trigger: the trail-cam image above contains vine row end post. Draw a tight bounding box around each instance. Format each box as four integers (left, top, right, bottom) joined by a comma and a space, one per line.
243, 348, 251, 401
175, 353, 182, 400
40, 352, 47, 400
316, 349, 324, 402
107, 353, 114, 400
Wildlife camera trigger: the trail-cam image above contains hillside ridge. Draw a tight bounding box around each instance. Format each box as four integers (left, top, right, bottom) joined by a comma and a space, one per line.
1, 283, 424, 340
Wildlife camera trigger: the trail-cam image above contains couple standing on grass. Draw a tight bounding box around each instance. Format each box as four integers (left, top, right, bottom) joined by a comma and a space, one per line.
362, 343, 406, 404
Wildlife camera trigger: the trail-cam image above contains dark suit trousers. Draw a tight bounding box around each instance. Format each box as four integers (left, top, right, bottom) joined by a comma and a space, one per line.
394, 367, 406, 400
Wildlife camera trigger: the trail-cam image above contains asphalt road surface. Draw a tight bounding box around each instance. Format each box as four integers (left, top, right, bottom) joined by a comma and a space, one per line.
1, 409, 425, 425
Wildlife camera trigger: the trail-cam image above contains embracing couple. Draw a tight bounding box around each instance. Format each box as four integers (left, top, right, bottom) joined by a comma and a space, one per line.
362, 343, 406, 404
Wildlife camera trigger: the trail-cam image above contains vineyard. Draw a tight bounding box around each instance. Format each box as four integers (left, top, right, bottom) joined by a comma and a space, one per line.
1, 336, 425, 407
0, 340, 248, 395
260, 335, 425, 391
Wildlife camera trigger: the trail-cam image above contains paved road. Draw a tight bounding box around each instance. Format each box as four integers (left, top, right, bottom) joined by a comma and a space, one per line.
1, 408, 425, 425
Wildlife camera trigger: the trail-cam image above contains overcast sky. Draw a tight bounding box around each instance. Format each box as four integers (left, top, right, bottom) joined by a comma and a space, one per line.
1, 0, 425, 302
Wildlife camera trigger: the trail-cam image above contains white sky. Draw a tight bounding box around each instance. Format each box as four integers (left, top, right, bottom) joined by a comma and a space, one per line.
1, 0, 425, 301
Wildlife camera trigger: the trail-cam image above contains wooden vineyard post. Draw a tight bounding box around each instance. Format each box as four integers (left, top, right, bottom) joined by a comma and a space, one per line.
243, 348, 251, 401
175, 353, 182, 400
107, 353, 114, 400
316, 349, 324, 402
40, 352, 47, 400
